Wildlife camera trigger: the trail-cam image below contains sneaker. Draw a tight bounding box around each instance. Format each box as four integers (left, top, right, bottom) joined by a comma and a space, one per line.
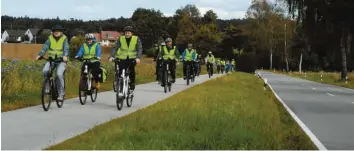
57, 95, 64, 101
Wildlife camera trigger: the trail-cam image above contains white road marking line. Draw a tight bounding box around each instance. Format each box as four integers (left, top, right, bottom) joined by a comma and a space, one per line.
312, 87, 316, 90
326, 93, 335, 96
267, 83, 327, 150
352, 102, 354, 104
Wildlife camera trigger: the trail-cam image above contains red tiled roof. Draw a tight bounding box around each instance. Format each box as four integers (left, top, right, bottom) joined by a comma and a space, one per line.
93, 33, 101, 42
101, 31, 120, 40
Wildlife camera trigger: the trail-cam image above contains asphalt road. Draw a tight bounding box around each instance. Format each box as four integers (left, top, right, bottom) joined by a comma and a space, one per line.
1, 74, 222, 150
259, 71, 354, 150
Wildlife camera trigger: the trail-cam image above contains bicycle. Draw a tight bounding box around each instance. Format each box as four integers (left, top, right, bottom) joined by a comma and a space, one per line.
113, 59, 135, 110
195, 61, 201, 77
217, 64, 221, 74
161, 60, 173, 93
39, 56, 65, 111
184, 60, 195, 85
207, 62, 213, 78
157, 58, 163, 85
77, 57, 99, 105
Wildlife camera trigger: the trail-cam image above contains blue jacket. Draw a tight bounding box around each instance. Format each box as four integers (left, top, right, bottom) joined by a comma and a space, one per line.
76, 41, 102, 58
38, 34, 69, 56
181, 49, 197, 61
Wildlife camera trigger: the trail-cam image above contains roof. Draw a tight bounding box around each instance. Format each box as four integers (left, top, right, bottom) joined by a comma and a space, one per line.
101, 31, 120, 40
6, 30, 26, 37
93, 33, 102, 42
28, 28, 40, 35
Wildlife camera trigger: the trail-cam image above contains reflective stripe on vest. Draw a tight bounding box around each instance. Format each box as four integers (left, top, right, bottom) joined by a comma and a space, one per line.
184, 49, 195, 61
83, 43, 98, 59
48, 35, 66, 58
163, 46, 176, 60
116, 36, 138, 60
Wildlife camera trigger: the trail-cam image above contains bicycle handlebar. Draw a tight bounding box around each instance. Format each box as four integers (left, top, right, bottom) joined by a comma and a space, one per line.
76, 57, 98, 62
38, 56, 63, 61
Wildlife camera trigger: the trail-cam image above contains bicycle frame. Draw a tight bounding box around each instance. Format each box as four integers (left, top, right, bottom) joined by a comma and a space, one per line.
81, 60, 94, 91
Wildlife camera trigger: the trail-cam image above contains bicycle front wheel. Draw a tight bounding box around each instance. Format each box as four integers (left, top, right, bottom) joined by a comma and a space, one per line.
186, 66, 190, 86
79, 76, 87, 105
41, 79, 52, 111
116, 78, 123, 110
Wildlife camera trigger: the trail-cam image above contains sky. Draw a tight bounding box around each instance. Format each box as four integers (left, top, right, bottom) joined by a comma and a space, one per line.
1, 0, 254, 21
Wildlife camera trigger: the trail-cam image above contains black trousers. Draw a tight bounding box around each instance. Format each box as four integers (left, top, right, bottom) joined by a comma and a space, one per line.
81, 61, 101, 82
162, 59, 176, 80
115, 59, 136, 90
207, 62, 213, 75
155, 59, 162, 75
183, 61, 194, 77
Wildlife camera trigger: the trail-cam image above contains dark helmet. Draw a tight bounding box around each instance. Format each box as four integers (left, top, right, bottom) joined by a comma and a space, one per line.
51, 25, 64, 32
123, 26, 134, 32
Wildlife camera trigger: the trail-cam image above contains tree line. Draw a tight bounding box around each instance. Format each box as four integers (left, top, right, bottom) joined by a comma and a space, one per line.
2, 2, 353, 75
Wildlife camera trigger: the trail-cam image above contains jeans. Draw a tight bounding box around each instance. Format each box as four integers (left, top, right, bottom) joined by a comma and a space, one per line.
42, 62, 66, 96
81, 61, 101, 82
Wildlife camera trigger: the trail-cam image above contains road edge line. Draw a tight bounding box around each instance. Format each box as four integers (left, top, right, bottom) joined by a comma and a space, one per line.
266, 79, 327, 150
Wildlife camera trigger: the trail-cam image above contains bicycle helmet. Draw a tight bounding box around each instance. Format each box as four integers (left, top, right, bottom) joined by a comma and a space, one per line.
165, 38, 172, 42
161, 42, 166, 46
124, 26, 134, 32
208, 51, 212, 54
85, 33, 95, 40
51, 25, 64, 32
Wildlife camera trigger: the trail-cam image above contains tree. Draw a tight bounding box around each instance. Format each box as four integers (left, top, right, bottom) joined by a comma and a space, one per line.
203, 10, 217, 24
176, 14, 197, 47
193, 24, 223, 56
69, 35, 85, 58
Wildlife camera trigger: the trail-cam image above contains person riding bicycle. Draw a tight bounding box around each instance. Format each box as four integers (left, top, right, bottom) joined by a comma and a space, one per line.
35, 25, 69, 102
220, 59, 226, 73
75, 33, 102, 89
155, 42, 165, 81
216, 59, 221, 73
231, 59, 236, 71
206, 51, 215, 76
181, 43, 197, 80
158, 38, 180, 84
109, 26, 142, 94
195, 54, 202, 75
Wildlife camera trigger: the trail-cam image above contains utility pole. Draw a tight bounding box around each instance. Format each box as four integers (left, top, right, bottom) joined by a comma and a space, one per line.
270, 25, 273, 70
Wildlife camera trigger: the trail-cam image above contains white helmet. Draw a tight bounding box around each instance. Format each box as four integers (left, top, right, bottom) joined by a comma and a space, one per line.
208, 51, 212, 54
161, 42, 166, 46
85, 33, 95, 40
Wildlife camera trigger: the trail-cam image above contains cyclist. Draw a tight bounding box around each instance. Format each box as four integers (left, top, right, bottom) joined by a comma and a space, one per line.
206, 51, 215, 76
181, 43, 197, 80
158, 38, 179, 84
220, 59, 226, 73
195, 54, 202, 76
231, 59, 236, 71
155, 42, 165, 81
216, 59, 221, 73
35, 25, 69, 102
75, 33, 102, 89
109, 26, 142, 94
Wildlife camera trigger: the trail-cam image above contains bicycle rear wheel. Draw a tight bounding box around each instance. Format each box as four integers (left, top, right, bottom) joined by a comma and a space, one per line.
168, 74, 172, 92
126, 79, 133, 107
41, 79, 52, 111
116, 78, 123, 110
79, 75, 87, 105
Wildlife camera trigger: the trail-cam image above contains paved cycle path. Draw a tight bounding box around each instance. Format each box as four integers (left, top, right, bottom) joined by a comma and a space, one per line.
259, 71, 354, 150
1, 74, 223, 150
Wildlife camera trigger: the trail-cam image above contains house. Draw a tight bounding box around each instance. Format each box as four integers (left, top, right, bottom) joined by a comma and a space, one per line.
93, 33, 102, 42
1, 30, 26, 43
100, 31, 120, 46
24, 28, 40, 43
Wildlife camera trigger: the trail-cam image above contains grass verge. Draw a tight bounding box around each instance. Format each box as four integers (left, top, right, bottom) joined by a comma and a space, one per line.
269, 70, 354, 89
49, 72, 316, 150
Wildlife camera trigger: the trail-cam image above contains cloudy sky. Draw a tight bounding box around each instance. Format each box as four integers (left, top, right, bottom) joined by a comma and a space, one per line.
1, 0, 253, 21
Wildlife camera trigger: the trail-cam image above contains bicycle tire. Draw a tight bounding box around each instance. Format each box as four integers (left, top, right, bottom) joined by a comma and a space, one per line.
113, 73, 118, 92
164, 70, 168, 93
91, 88, 98, 102
79, 75, 87, 105
116, 78, 123, 110
168, 74, 172, 92
41, 79, 52, 111
186, 65, 190, 85
126, 79, 133, 107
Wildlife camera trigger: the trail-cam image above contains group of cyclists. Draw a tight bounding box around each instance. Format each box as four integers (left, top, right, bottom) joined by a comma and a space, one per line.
216, 58, 236, 74
35, 24, 229, 107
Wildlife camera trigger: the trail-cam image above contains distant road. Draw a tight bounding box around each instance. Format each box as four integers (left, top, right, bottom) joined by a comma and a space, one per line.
259, 71, 354, 150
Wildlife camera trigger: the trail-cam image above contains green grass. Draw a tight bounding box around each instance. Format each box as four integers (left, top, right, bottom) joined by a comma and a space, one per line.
48, 72, 316, 150
1, 58, 210, 112
269, 70, 354, 89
